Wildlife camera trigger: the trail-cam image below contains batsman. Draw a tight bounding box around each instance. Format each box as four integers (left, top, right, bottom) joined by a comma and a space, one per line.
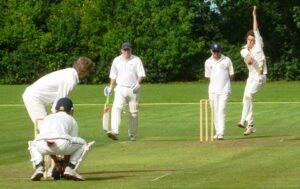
104, 42, 146, 141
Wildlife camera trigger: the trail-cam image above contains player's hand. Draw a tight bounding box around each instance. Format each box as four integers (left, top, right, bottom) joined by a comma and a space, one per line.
104, 86, 112, 96
253, 6, 257, 17
132, 83, 140, 94
244, 55, 253, 65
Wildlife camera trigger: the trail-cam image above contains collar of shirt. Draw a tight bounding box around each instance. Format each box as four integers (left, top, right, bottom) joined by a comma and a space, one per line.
210, 54, 226, 63
120, 54, 134, 61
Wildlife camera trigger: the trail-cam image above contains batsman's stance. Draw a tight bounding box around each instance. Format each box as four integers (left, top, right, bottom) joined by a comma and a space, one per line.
104, 42, 146, 141
238, 6, 267, 135
28, 98, 95, 181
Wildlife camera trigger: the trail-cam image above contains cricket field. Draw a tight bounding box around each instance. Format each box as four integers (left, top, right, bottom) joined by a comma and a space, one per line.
0, 81, 299, 189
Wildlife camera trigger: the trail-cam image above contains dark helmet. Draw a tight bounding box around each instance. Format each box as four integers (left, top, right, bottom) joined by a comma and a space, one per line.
55, 97, 74, 112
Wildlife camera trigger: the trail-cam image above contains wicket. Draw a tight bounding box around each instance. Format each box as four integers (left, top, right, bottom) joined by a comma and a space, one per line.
199, 99, 214, 142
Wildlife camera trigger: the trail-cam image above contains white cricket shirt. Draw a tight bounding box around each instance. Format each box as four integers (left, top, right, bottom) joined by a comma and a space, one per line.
35, 111, 78, 140
109, 55, 146, 87
23, 68, 79, 112
205, 55, 234, 94
241, 30, 268, 78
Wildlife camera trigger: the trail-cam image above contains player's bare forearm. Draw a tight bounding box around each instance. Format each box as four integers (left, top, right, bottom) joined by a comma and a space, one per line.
109, 79, 116, 88
137, 77, 145, 84
253, 6, 258, 31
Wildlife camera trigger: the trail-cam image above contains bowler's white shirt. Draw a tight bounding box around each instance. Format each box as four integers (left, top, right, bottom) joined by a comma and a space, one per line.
109, 55, 146, 87
205, 55, 234, 94
35, 112, 78, 140
23, 68, 79, 112
241, 30, 267, 78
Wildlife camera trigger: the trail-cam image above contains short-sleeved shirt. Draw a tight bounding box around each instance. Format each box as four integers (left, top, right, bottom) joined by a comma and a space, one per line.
205, 55, 234, 94
109, 55, 146, 87
35, 111, 78, 140
241, 30, 267, 78
23, 68, 79, 112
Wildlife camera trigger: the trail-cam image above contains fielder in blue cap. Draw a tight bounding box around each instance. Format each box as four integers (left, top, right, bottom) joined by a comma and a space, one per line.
204, 42, 234, 140
211, 43, 221, 51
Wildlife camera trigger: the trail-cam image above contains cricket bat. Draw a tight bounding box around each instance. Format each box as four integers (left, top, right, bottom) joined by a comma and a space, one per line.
102, 95, 110, 132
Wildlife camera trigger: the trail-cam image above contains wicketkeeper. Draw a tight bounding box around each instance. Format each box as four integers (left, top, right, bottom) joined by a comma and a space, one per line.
28, 97, 95, 181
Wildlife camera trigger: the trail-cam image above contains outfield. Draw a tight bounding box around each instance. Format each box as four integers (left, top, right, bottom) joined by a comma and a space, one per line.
0, 81, 299, 189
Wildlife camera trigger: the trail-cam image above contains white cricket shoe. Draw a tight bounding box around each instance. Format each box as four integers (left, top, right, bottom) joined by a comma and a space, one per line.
31, 166, 44, 181
64, 167, 85, 181
213, 134, 224, 140
213, 134, 218, 140
128, 134, 136, 141
217, 135, 224, 140
237, 121, 246, 128
107, 132, 118, 140
244, 126, 256, 135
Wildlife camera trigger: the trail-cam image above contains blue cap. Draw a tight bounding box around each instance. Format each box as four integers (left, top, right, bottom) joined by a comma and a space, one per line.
211, 43, 221, 51
55, 97, 74, 112
121, 42, 131, 49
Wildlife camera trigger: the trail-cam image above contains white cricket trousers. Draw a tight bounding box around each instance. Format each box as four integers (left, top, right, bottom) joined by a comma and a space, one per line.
28, 136, 87, 166
240, 75, 266, 125
209, 93, 229, 136
111, 86, 139, 138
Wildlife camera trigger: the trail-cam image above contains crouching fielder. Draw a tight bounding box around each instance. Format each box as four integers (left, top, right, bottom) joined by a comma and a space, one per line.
28, 97, 95, 181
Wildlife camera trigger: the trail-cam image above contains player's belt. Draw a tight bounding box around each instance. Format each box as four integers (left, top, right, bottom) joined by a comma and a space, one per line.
36, 137, 71, 142
118, 85, 132, 88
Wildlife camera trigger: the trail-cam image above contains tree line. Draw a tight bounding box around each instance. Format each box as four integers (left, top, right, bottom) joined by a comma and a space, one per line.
0, 0, 299, 84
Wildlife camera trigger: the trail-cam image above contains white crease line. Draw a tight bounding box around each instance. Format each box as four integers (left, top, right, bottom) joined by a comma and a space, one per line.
0, 101, 300, 107
151, 172, 172, 181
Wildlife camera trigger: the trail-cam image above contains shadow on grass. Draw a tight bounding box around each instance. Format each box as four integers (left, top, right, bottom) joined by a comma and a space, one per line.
83, 169, 175, 181
234, 135, 291, 140
235, 135, 275, 140
86, 175, 130, 181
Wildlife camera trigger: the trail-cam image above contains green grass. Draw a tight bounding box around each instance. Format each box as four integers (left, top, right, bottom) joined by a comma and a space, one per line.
0, 81, 300, 189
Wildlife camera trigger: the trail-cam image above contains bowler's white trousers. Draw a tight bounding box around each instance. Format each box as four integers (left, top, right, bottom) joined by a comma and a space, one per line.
240, 75, 266, 125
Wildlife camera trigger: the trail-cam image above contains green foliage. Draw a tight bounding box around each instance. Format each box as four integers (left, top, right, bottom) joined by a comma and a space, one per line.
267, 58, 300, 81
293, 6, 300, 29
0, 0, 299, 84
222, 43, 248, 81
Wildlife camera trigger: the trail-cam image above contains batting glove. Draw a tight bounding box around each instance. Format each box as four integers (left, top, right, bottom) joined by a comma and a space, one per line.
104, 86, 112, 96
132, 83, 140, 94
